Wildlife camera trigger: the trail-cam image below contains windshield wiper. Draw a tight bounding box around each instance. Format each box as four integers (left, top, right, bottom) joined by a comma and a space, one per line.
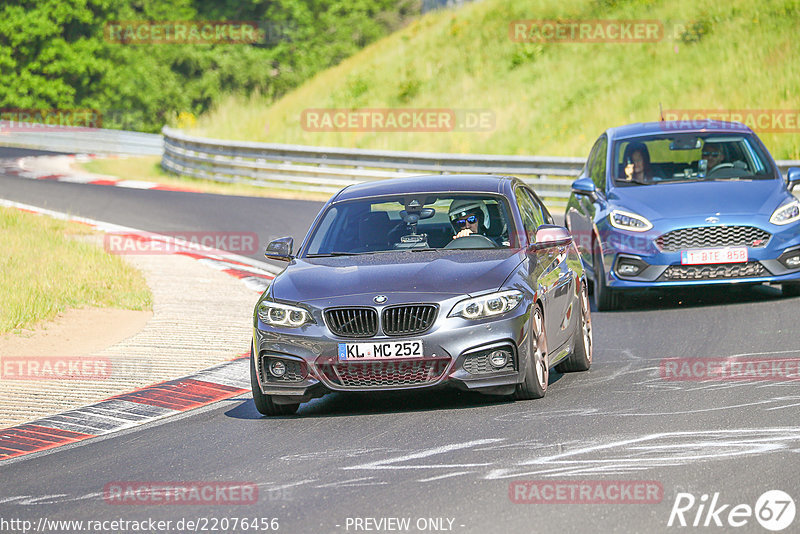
704, 174, 759, 181
306, 252, 361, 257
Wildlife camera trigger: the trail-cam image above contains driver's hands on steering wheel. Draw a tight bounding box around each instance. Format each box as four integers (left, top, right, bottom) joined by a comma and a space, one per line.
708, 162, 734, 175
453, 228, 474, 239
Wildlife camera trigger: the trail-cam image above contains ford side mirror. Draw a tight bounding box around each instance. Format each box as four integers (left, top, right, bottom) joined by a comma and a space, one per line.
571, 177, 597, 199
530, 224, 573, 250
787, 167, 800, 191
265, 237, 293, 261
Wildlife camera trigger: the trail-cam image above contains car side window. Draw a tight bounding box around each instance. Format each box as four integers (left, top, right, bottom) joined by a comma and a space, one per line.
521, 188, 546, 227
583, 142, 598, 180
542, 205, 555, 224
590, 136, 608, 192
515, 187, 540, 243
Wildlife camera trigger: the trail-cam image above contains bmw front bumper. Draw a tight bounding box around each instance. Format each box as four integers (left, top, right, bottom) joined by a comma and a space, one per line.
252, 295, 535, 402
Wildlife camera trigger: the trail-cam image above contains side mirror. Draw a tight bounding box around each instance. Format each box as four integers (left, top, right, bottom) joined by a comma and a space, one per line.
787, 167, 800, 191
265, 236, 293, 261
571, 177, 597, 199
530, 224, 573, 250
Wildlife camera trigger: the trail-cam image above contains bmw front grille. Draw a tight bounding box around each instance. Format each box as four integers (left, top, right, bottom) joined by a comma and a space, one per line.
324, 305, 438, 338
381, 304, 438, 336
324, 307, 379, 338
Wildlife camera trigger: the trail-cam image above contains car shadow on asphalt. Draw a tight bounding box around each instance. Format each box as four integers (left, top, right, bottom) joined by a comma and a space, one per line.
225, 372, 565, 419
592, 283, 788, 313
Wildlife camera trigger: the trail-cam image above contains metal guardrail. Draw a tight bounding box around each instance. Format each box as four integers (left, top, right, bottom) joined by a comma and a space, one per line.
0, 125, 162, 156
2, 124, 798, 212
161, 127, 586, 209
422, 0, 480, 14
162, 127, 800, 211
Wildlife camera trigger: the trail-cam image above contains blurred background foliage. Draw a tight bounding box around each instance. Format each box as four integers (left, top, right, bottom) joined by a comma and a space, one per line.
0, 0, 420, 132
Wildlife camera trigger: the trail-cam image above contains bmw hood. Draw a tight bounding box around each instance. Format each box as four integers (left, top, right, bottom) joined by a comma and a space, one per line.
270, 250, 525, 303
609, 179, 787, 222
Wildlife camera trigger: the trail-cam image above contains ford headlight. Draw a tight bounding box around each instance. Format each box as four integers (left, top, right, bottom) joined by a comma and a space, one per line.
770, 199, 800, 225
609, 209, 653, 232
257, 301, 313, 328
449, 290, 524, 320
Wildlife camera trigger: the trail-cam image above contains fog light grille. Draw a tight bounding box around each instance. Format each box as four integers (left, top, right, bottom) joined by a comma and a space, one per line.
463, 346, 516, 375
259, 355, 306, 382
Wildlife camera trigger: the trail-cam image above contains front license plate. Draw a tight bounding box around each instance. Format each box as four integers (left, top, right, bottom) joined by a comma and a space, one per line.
680, 247, 748, 265
338, 340, 423, 361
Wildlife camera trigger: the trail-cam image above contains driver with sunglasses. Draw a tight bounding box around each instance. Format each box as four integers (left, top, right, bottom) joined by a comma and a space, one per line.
701, 142, 726, 173
448, 199, 498, 243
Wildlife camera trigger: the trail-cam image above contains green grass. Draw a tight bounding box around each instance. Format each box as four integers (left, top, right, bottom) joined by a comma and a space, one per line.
78, 156, 333, 201
189, 0, 800, 160
0, 207, 152, 333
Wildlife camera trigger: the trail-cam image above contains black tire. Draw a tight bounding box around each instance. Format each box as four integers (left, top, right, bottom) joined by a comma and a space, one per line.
782, 282, 800, 297
593, 242, 619, 311
250, 348, 299, 416
556, 281, 592, 373
514, 305, 548, 400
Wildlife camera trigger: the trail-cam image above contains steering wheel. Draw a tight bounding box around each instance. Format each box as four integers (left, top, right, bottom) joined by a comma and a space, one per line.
707, 162, 734, 175
443, 234, 499, 249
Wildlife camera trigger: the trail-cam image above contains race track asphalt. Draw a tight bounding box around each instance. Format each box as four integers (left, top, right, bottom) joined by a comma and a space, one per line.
1, 148, 798, 533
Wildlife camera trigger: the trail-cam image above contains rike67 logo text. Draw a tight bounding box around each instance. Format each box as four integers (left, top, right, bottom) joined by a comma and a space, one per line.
668, 490, 795, 531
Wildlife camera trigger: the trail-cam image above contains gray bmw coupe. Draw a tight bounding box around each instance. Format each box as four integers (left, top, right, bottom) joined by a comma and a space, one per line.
251, 175, 592, 415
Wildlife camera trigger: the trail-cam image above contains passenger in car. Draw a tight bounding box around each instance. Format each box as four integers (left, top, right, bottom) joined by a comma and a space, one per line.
622, 142, 654, 184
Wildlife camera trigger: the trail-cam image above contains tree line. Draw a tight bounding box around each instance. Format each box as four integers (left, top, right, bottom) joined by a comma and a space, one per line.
0, 0, 419, 132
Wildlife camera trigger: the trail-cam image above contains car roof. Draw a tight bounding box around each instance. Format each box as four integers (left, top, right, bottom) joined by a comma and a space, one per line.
607, 120, 754, 141
333, 174, 518, 201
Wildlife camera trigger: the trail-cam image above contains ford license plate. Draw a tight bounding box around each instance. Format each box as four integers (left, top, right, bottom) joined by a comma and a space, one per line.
680, 247, 748, 265
338, 340, 423, 361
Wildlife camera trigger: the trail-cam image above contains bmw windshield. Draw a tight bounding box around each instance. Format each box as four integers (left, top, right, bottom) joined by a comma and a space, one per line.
613, 133, 776, 186
303, 194, 517, 256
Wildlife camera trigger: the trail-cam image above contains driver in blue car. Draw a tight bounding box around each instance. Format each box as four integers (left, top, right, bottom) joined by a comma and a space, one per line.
449, 199, 494, 241
702, 142, 727, 174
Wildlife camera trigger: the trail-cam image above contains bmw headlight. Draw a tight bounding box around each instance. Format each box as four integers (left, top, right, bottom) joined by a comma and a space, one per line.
257, 301, 313, 328
449, 290, 524, 320
609, 209, 653, 232
770, 199, 800, 225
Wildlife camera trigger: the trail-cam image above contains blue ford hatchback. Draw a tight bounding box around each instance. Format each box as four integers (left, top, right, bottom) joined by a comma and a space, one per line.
565, 120, 800, 310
